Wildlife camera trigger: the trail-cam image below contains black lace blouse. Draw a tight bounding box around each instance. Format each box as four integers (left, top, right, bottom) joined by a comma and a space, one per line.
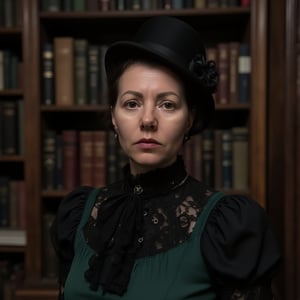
50, 157, 280, 297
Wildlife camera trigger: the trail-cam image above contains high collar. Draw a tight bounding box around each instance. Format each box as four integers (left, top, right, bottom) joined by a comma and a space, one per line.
123, 156, 188, 197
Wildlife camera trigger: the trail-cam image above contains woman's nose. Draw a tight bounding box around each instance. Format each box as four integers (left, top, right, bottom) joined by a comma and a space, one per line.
140, 106, 158, 131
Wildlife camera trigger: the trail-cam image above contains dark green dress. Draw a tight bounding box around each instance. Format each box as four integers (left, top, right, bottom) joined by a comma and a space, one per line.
51, 157, 280, 300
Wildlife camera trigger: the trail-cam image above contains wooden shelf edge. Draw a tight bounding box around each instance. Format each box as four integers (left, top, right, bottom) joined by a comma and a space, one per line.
39, 7, 251, 19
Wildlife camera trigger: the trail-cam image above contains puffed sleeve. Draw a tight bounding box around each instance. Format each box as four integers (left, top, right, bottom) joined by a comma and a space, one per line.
50, 186, 94, 287
201, 195, 281, 288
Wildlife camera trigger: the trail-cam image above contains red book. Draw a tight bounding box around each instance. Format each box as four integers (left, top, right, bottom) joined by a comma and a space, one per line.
92, 131, 107, 187
240, 0, 251, 7
79, 131, 93, 186
62, 130, 78, 191
229, 42, 240, 104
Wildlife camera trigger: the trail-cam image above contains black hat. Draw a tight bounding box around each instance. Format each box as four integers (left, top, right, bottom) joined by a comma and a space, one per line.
105, 16, 218, 135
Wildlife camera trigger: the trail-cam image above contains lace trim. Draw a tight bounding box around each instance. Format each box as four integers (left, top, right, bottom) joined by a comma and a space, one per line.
85, 180, 214, 258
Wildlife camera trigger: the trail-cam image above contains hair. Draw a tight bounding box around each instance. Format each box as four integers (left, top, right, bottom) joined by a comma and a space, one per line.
106, 55, 218, 136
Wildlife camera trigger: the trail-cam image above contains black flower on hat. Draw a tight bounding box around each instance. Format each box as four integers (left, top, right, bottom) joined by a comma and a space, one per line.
188, 54, 218, 94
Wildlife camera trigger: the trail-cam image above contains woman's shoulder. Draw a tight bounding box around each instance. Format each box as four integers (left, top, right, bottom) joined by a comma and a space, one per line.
201, 193, 281, 287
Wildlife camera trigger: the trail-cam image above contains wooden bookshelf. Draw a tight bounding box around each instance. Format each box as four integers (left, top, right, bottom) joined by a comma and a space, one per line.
6, 0, 272, 299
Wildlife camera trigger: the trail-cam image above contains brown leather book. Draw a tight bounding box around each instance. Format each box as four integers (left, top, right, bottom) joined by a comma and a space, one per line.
54, 37, 74, 106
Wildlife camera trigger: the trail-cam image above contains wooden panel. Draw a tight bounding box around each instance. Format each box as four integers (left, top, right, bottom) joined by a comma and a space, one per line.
250, 0, 267, 207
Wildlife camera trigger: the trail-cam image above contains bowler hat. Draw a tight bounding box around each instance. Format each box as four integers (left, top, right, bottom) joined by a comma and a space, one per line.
105, 16, 218, 135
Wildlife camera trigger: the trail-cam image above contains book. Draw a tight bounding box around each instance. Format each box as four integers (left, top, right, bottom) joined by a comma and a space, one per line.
42, 130, 56, 190
99, 45, 108, 104
55, 134, 63, 190
88, 45, 100, 105
99, 0, 111, 10
2, 101, 18, 155
221, 129, 233, 189
217, 43, 230, 104
72, 0, 86, 11
0, 177, 9, 227
18, 181, 26, 230
0, 51, 4, 90
74, 39, 88, 105
86, 0, 100, 10
213, 129, 223, 190
62, 130, 78, 191
63, 0, 73, 11
0, 1, 4, 27
92, 131, 107, 187
228, 42, 240, 104
240, 0, 251, 7
79, 131, 94, 186
238, 43, 251, 103
3, 0, 16, 27
41, 0, 61, 11
41, 43, 55, 105
201, 129, 214, 186
17, 99, 24, 155
0, 229, 26, 246
219, 0, 228, 7
194, 0, 205, 8
227, 0, 239, 6
54, 37, 75, 106
232, 126, 249, 190
9, 181, 19, 229
206, 0, 219, 8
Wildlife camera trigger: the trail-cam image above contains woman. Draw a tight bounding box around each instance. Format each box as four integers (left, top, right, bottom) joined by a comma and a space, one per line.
51, 16, 280, 299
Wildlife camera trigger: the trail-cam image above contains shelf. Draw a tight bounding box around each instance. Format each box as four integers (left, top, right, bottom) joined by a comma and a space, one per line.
0, 155, 25, 162
0, 245, 25, 253
40, 104, 249, 112
0, 27, 22, 35
215, 103, 250, 110
40, 104, 109, 112
40, 7, 251, 19
0, 89, 23, 97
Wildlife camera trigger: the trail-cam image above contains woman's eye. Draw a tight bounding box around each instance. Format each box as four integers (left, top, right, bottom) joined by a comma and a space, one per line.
124, 100, 138, 109
161, 101, 176, 110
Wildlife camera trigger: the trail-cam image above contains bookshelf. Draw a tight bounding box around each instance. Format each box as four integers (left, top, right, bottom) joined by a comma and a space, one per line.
1, 0, 268, 299
0, 1, 26, 299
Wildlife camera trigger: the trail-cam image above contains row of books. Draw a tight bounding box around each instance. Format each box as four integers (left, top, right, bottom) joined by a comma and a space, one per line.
184, 127, 249, 190
207, 42, 251, 104
0, 100, 24, 155
42, 40, 108, 106
41, 0, 251, 12
0, 0, 22, 28
0, 50, 22, 91
42, 129, 127, 191
43, 127, 248, 192
42, 39, 250, 107
0, 178, 26, 230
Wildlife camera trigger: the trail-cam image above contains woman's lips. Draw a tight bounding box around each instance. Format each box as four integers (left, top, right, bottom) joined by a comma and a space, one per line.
135, 138, 161, 149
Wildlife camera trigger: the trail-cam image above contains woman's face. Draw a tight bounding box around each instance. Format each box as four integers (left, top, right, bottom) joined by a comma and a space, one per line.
111, 62, 194, 175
